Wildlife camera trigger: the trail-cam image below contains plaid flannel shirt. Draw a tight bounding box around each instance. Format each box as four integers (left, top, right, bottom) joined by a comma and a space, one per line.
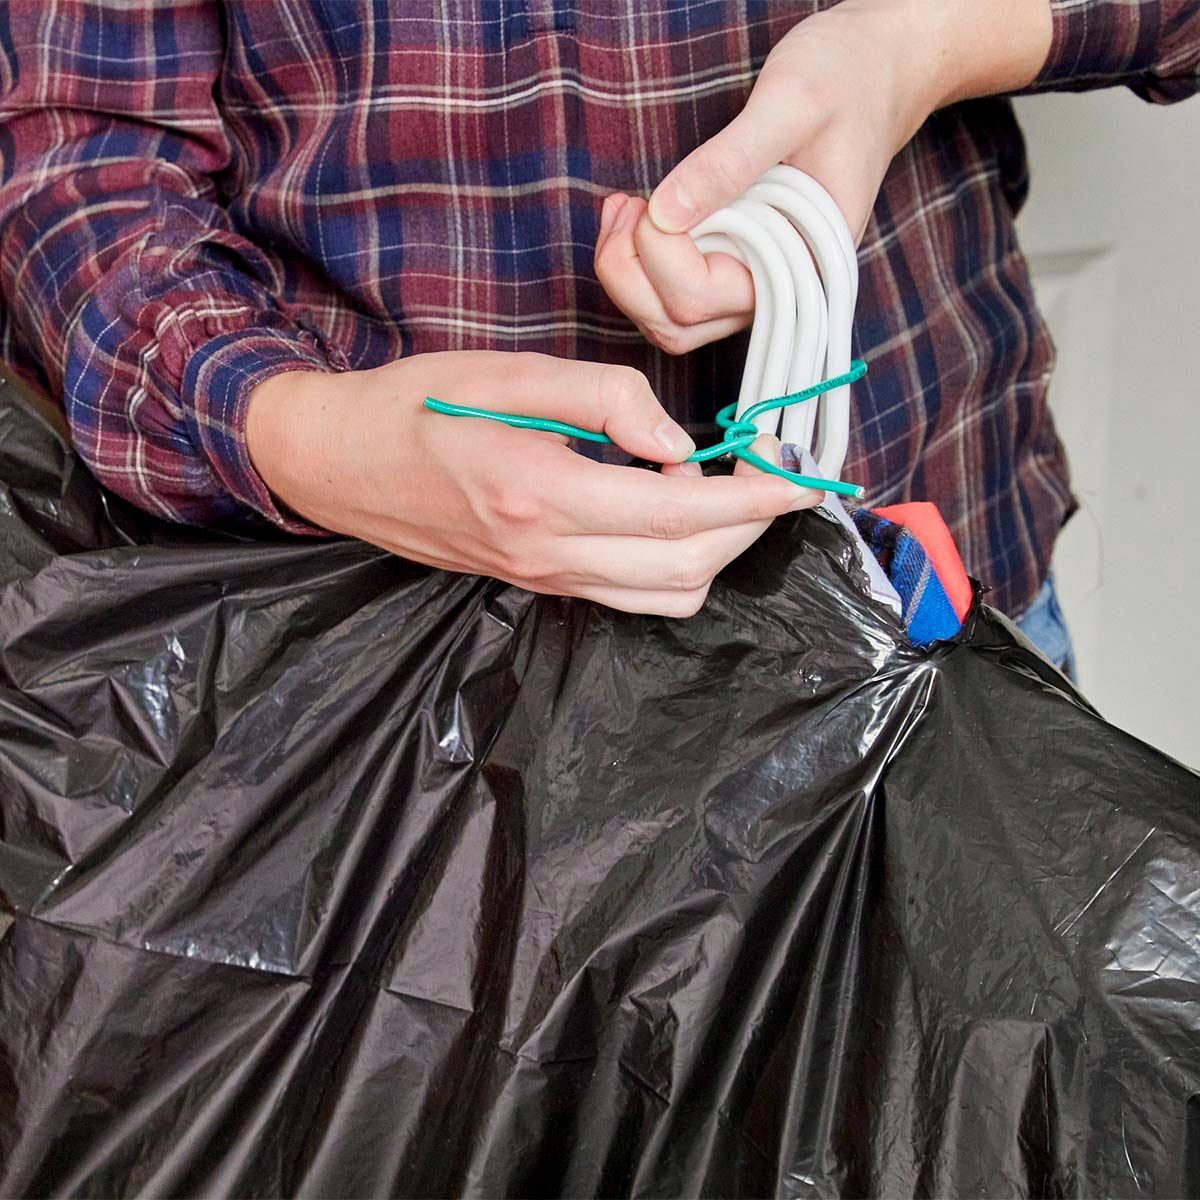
1, 1, 1198, 615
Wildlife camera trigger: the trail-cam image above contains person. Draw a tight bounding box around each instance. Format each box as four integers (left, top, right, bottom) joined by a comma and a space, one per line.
0, 2, 1196, 653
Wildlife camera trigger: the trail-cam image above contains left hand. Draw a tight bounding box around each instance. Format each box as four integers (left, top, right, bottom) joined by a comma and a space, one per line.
594, 0, 1052, 357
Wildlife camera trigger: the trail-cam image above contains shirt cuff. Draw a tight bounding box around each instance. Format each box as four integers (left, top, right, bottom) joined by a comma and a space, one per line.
1030, 0, 1144, 91
182, 327, 346, 535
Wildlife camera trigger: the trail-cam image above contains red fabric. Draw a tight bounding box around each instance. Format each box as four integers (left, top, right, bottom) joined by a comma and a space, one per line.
872, 503, 974, 621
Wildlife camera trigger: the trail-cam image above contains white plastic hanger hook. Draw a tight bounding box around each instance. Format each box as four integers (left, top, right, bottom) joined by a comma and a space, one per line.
689, 166, 859, 478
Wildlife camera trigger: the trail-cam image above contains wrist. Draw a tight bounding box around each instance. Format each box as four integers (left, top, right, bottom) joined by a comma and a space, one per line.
245, 368, 332, 521
827, 0, 1052, 115
907, 0, 1052, 108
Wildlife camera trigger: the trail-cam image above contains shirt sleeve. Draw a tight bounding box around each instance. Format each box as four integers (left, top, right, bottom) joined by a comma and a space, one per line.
1029, 0, 1200, 101
0, 0, 346, 532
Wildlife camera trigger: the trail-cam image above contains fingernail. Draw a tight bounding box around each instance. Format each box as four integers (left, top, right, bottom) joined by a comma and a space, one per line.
601, 193, 628, 235
649, 180, 697, 233
611, 197, 633, 234
790, 486, 823, 511
655, 417, 697, 459
677, 460, 703, 477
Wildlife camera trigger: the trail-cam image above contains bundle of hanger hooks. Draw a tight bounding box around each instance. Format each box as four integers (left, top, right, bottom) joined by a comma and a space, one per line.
426, 166, 865, 497
690, 164, 861, 480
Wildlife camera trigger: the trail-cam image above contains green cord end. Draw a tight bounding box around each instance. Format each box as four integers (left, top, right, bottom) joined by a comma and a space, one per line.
736, 447, 864, 498
831, 481, 867, 501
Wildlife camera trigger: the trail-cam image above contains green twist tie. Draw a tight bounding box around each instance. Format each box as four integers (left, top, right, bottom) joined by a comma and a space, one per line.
424, 359, 868, 500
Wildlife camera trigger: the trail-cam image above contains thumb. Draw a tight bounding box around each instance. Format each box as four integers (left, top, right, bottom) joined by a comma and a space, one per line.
733, 431, 823, 508
732, 431, 782, 476
485, 356, 697, 465
648, 98, 794, 234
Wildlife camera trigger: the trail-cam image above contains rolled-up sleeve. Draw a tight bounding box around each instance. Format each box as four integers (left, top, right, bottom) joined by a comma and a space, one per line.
1028, 0, 1200, 101
0, 0, 344, 531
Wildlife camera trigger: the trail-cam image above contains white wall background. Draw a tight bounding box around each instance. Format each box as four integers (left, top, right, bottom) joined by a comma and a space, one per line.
1013, 89, 1199, 767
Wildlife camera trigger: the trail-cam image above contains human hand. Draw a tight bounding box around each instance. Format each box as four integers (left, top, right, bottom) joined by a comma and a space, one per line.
245, 351, 820, 616
595, 0, 1052, 356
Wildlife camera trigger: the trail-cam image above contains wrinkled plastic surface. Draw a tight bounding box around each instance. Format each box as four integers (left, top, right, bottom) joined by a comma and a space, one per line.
1, 372, 1198, 1199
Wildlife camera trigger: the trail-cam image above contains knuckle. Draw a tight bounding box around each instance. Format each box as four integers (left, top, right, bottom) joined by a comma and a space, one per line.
511, 350, 550, 377
669, 549, 715, 594
593, 235, 619, 275
487, 481, 542, 530
599, 363, 650, 411
647, 500, 693, 541
498, 548, 552, 587
643, 321, 690, 357
660, 289, 707, 327
704, 139, 755, 198
664, 587, 709, 619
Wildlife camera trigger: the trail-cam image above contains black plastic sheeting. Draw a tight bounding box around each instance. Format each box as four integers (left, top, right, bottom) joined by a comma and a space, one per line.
0, 371, 1198, 1199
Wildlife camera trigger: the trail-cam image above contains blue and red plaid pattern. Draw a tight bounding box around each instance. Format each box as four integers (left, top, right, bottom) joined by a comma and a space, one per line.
1, 1, 1198, 614
851, 509, 964, 648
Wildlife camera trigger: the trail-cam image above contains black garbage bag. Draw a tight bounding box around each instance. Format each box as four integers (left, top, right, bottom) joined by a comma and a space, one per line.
0, 369, 1198, 1200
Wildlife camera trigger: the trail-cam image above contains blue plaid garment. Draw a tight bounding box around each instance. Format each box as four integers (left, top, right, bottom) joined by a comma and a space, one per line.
850, 509, 964, 648
0, 2, 1198, 616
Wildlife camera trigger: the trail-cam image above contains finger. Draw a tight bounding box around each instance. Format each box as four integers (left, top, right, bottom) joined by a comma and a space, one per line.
595, 195, 675, 331
363, 509, 714, 616
640, 313, 759, 357
733, 431, 822, 510
547, 581, 712, 619
539, 439, 799, 591
379, 532, 713, 619
648, 91, 796, 234
625, 310, 755, 358
594, 191, 630, 258
597, 199, 752, 353
426, 351, 697, 464
734, 432, 779, 476
530, 440, 812, 537
497, 353, 702, 463
544, 515, 766, 590
632, 209, 754, 325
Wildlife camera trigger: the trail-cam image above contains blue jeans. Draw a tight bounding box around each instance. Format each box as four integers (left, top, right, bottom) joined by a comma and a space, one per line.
1016, 575, 1076, 679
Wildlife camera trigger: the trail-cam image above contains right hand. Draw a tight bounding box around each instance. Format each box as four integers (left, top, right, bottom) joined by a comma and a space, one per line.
245, 350, 820, 616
